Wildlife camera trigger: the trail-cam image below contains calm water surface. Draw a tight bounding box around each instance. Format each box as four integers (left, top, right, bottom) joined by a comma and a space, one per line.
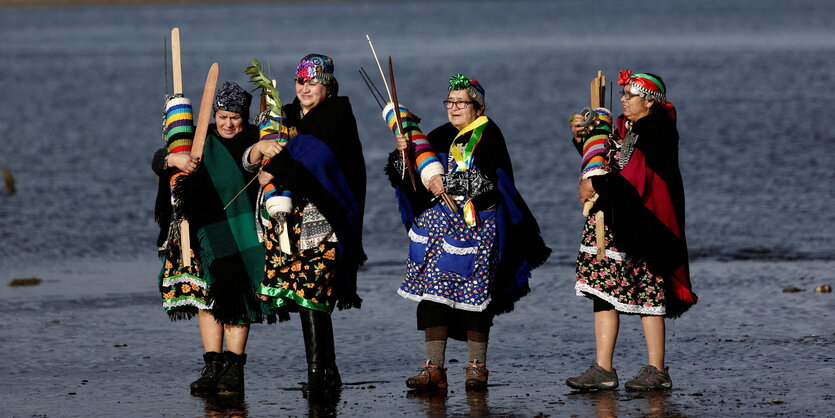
1, 0, 833, 267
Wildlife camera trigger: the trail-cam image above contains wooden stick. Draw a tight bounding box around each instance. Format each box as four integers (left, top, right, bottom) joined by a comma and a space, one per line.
358, 68, 384, 110
180, 220, 191, 266
595, 210, 605, 260
180, 62, 218, 266
360, 67, 387, 106
2, 168, 15, 195
587, 70, 607, 260
171, 28, 182, 95
190, 63, 219, 160
388, 56, 417, 189
365, 34, 393, 102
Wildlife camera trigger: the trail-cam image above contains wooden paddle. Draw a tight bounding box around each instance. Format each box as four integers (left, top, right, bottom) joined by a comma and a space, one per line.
180, 62, 219, 266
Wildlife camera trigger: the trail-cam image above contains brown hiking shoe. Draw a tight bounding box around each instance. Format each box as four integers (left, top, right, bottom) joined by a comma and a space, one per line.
464, 360, 489, 390
406, 360, 448, 391
566, 361, 619, 391
624, 365, 672, 391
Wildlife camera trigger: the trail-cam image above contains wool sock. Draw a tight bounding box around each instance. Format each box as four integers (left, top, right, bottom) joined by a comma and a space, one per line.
467, 340, 488, 364
425, 340, 447, 367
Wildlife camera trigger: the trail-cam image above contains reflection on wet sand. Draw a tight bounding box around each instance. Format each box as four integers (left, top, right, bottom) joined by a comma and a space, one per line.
407, 389, 448, 418
306, 389, 341, 418
199, 392, 249, 418
568, 389, 686, 418
406, 389, 492, 417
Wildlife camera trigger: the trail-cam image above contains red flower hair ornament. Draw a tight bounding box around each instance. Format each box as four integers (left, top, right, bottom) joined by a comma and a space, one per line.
617, 69, 633, 86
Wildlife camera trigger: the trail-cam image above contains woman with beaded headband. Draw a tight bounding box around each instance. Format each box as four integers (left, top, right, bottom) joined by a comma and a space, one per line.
566, 70, 697, 392
247, 53, 366, 396
383, 73, 550, 391
152, 81, 266, 395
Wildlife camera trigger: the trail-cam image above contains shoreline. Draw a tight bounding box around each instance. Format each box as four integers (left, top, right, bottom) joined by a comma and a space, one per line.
0, 0, 390, 9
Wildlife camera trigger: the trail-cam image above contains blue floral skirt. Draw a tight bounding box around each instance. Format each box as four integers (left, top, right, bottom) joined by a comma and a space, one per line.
398, 203, 498, 312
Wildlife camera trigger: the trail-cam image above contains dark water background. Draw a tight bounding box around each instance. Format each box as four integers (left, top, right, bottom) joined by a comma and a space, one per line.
1, 0, 833, 266
1, 1, 833, 416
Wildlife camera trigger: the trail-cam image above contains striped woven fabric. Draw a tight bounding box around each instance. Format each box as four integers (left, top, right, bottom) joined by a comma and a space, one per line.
580, 108, 612, 180
382, 103, 444, 187
258, 110, 293, 218
164, 96, 195, 154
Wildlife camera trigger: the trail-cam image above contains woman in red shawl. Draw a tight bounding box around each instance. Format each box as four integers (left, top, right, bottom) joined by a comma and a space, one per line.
566, 71, 697, 391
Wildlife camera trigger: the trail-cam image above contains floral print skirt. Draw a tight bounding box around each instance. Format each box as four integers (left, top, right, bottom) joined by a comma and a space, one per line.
258, 205, 338, 313
399, 203, 498, 312
158, 245, 210, 316
575, 213, 666, 316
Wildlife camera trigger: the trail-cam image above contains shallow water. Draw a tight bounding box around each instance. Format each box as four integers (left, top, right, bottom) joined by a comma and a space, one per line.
1, 0, 834, 416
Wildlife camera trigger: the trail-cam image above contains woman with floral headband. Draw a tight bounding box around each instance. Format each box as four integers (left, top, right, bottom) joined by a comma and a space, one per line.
566, 70, 697, 391
247, 54, 366, 396
152, 81, 266, 395
383, 74, 550, 391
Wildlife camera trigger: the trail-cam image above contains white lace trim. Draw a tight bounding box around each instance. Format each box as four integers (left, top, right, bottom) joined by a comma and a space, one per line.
575, 282, 665, 316
398, 288, 490, 312
162, 297, 212, 311
442, 239, 477, 255
242, 144, 260, 172
409, 228, 429, 244
579, 244, 625, 261
161, 274, 207, 288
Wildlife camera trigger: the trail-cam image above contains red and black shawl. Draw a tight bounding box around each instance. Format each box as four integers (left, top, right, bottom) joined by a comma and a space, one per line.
590, 111, 697, 317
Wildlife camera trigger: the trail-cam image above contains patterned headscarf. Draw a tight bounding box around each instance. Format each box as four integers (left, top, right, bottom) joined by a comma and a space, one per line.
213, 81, 252, 120
448, 73, 485, 108
618, 70, 676, 120
296, 54, 336, 86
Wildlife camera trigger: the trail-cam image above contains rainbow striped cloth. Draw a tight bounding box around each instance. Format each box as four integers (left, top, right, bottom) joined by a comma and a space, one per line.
382, 103, 444, 187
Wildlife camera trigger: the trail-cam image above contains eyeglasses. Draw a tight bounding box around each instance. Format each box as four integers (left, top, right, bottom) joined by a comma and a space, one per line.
443, 100, 473, 110
620, 89, 640, 100
296, 77, 321, 85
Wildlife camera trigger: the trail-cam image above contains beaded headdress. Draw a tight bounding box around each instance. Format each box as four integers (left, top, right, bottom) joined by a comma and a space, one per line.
296, 54, 336, 86
618, 70, 676, 120
213, 81, 252, 119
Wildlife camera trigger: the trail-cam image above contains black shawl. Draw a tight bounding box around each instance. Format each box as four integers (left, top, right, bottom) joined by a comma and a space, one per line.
263, 96, 366, 309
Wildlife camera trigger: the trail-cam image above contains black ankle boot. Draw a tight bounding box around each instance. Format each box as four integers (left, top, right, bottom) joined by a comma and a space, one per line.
190, 351, 224, 394
300, 308, 337, 396
216, 351, 247, 393
323, 313, 342, 389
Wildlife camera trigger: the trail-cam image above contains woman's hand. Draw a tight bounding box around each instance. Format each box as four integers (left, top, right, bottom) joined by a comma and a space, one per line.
258, 170, 274, 187
395, 133, 409, 151
571, 113, 586, 144
253, 140, 284, 161
578, 178, 595, 203
167, 153, 198, 174
427, 174, 444, 196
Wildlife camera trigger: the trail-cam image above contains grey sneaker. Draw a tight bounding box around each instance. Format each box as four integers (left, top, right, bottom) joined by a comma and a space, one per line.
624, 365, 672, 391
566, 361, 618, 391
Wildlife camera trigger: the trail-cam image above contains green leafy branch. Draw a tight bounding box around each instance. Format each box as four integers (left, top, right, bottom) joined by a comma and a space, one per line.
244, 58, 283, 117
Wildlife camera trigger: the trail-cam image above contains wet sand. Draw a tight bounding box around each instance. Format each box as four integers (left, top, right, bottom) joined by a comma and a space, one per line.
2, 255, 832, 416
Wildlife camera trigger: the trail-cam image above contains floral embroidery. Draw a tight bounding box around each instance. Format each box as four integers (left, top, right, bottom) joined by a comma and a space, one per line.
259, 204, 337, 313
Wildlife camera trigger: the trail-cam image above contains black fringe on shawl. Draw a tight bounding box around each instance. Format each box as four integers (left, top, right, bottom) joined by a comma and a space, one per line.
167, 308, 198, 321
